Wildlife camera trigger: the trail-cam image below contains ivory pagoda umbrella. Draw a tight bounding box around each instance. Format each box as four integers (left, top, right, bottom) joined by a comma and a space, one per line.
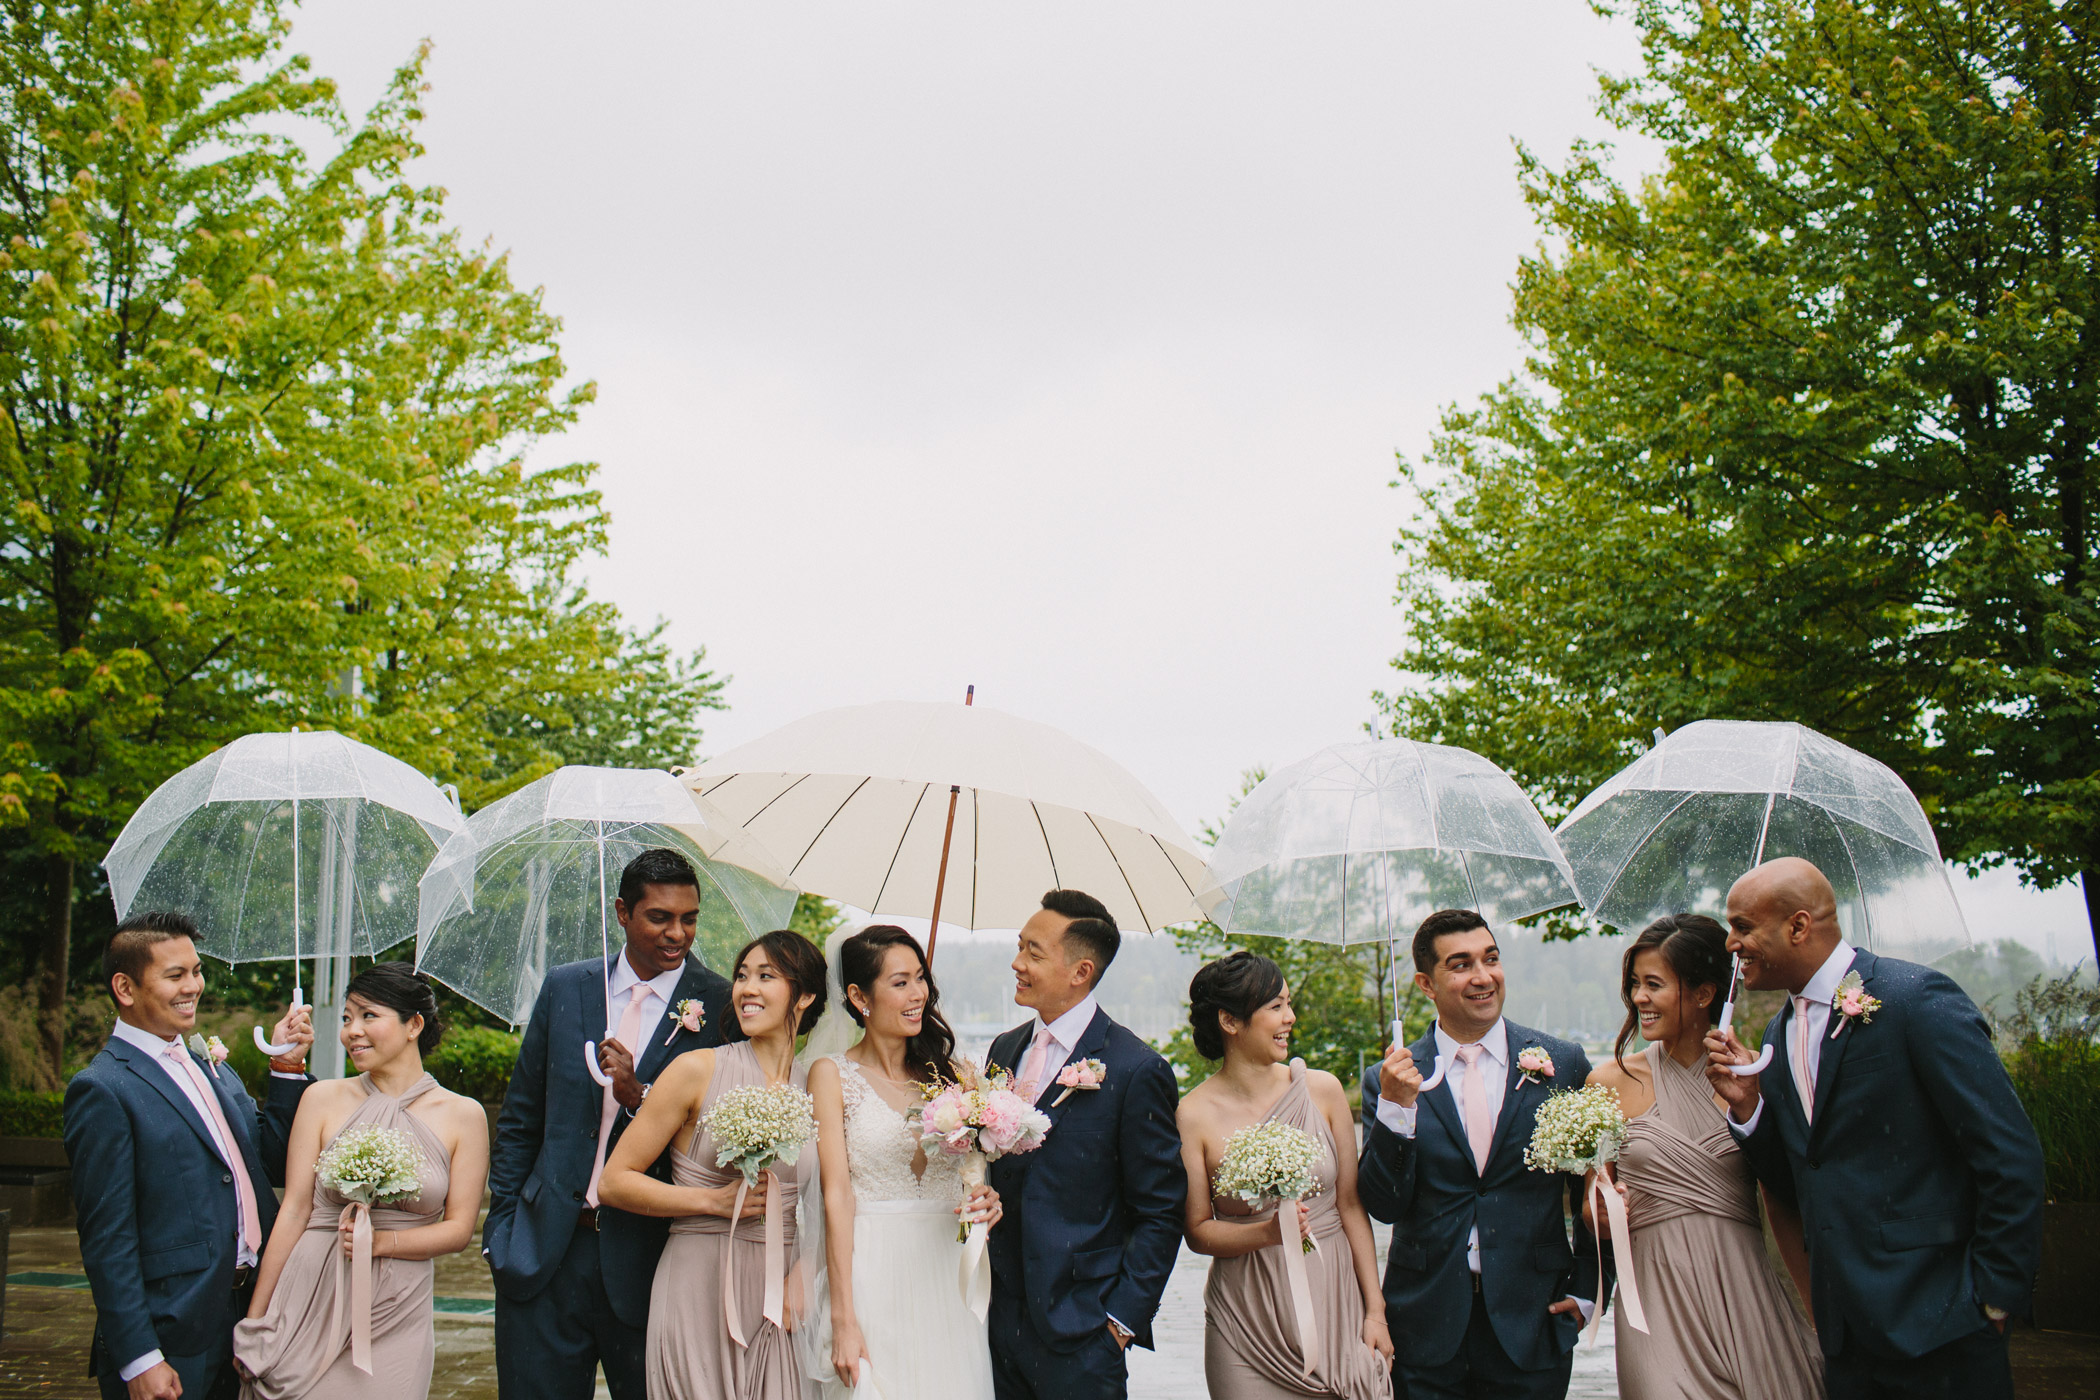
1199, 737, 1580, 1090
104, 730, 465, 1072
681, 692, 1211, 956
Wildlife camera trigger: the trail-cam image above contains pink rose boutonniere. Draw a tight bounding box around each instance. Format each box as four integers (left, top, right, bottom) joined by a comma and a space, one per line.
1052, 1058, 1107, 1106
1829, 972, 1882, 1039
189, 1034, 230, 1078
1516, 1046, 1555, 1087
662, 998, 706, 1046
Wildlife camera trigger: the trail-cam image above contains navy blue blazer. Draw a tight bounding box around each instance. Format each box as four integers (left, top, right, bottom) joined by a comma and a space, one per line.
984, 1007, 1186, 1351
63, 1035, 308, 1377
1358, 1022, 1600, 1373
1736, 949, 2044, 1359
484, 953, 731, 1326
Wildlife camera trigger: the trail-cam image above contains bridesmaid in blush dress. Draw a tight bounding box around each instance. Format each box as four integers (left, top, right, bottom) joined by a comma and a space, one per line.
1178, 953, 1393, 1400
1586, 915, 1823, 1400
234, 964, 490, 1400
597, 929, 827, 1400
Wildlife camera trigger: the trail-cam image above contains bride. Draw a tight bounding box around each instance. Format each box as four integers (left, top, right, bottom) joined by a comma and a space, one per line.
800, 925, 1000, 1399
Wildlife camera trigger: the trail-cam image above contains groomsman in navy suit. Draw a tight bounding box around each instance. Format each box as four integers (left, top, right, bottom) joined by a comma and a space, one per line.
1359, 908, 1603, 1400
484, 847, 734, 1400
64, 911, 314, 1400
1707, 857, 2044, 1400
985, 889, 1186, 1400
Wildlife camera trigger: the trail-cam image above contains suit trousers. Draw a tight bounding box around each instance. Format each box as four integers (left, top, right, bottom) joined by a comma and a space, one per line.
93, 1276, 253, 1400
494, 1224, 646, 1400
1824, 1323, 2013, 1400
988, 1287, 1128, 1400
1399, 1286, 1572, 1400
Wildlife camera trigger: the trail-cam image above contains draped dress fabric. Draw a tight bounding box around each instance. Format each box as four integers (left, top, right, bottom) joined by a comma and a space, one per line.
1613, 1043, 1825, 1400
1203, 1061, 1392, 1400
809, 1054, 994, 1400
647, 1041, 815, 1400
233, 1073, 450, 1400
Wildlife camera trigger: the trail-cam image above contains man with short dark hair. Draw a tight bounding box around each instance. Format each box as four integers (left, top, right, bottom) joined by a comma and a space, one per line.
64, 911, 314, 1400
485, 847, 735, 1400
984, 889, 1184, 1400
1359, 909, 1601, 1400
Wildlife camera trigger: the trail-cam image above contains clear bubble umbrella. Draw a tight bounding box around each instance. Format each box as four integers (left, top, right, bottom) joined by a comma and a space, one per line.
1555, 719, 1969, 1075
103, 730, 465, 1061
1200, 737, 1580, 1090
415, 765, 799, 1085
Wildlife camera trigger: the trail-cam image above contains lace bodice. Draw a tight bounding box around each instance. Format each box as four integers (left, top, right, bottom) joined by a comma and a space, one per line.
832, 1055, 966, 1205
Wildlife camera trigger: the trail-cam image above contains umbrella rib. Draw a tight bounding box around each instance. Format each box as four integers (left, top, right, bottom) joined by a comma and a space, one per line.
1029, 801, 1061, 891
1822, 806, 1875, 948
1084, 810, 1151, 934
1593, 789, 1701, 916
1149, 832, 1202, 901
780, 774, 867, 879
969, 791, 981, 930
871, 783, 932, 914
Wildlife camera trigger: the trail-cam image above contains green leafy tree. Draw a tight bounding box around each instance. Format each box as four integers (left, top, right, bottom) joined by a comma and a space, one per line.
1380, 0, 2098, 956
0, 1, 721, 1080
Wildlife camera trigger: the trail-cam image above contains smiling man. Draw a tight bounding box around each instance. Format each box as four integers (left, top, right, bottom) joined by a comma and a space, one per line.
483, 847, 733, 1400
1358, 909, 1603, 1400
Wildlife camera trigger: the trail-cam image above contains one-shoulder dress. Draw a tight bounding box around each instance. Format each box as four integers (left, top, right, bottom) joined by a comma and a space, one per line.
1203, 1060, 1392, 1400
233, 1073, 451, 1400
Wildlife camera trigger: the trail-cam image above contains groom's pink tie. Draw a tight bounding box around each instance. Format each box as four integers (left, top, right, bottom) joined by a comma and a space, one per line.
166, 1040, 260, 1253
1456, 1042, 1494, 1173
586, 984, 648, 1208
1794, 995, 1818, 1123
1017, 1023, 1056, 1100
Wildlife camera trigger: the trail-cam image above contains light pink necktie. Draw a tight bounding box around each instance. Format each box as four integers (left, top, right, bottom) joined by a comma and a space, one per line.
167, 1041, 260, 1253
1456, 1042, 1494, 1173
1016, 1024, 1056, 1101
586, 984, 649, 1208
1794, 995, 1818, 1123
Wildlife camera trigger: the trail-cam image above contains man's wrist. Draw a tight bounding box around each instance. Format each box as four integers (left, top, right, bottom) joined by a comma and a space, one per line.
1984, 1304, 2009, 1322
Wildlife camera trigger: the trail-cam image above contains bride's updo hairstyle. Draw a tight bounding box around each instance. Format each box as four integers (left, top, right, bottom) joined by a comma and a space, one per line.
839, 925, 959, 1084
1187, 950, 1284, 1061
1612, 912, 1731, 1067
724, 930, 829, 1041
342, 961, 444, 1053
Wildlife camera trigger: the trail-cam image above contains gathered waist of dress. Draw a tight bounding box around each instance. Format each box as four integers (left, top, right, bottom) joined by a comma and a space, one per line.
1625, 1184, 1759, 1234
307, 1201, 442, 1233
669, 1211, 801, 1243
1214, 1199, 1347, 1244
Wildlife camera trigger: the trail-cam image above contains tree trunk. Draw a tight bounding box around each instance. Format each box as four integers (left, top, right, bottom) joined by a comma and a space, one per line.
2085, 867, 2099, 973
38, 853, 73, 1089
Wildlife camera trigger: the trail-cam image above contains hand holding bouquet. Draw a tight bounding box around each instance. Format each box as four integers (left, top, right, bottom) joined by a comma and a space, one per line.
916, 1062, 1050, 1243
704, 1083, 818, 1185
316, 1125, 426, 1207
1213, 1122, 1324, 1253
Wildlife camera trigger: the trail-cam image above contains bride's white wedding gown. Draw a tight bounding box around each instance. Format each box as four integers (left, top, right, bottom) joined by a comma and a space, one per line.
808, 1054, 996, 1400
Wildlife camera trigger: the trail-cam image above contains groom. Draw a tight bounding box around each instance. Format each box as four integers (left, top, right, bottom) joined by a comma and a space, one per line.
1706, 857, 2044, 1400
985, 889, 1185, 1400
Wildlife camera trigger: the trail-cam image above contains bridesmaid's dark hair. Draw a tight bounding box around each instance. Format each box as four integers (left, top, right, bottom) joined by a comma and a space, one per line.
838, 925, 959, 1084
342, 961, 444, 1053
1613, 913, 1731, 1067
1187, 951, 1285, 1061
725, 930, 828, 1040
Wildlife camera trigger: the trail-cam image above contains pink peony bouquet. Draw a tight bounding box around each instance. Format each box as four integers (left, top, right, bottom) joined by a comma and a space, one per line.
917, 1061, 1052, 1241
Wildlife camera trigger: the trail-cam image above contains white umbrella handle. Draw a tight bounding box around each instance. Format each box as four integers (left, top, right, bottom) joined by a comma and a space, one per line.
1717, 999, 1774, 1076
582, 1041, 615, 1087
254, 983, 307, 1059
1391, 1019, 1449, 1092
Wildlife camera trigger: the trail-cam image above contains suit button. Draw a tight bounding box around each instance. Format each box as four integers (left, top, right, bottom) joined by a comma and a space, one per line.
1809, 1160, 1820, 1170
572, 1190, 584, 1201
222, 1173, 233, 1184
1477, 1185, 1488, 1196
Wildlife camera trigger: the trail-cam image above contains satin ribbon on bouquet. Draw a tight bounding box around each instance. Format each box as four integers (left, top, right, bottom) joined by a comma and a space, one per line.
957, 1151, 992, 1323
1276, 1197, 1323, 1380
327, 1202, 378, 1374
723, 1169, 790, 1348
1586, 1165, 1648, 1346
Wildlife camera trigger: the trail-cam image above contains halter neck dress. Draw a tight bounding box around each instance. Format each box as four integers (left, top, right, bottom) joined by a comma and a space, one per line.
234, 1073, 451, 1400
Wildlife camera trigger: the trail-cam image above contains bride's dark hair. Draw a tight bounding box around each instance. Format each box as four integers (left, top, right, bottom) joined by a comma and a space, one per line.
838, 925, 959, 1084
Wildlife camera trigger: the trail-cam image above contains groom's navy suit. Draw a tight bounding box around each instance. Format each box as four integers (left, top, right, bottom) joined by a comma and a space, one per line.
1359, 1020, 1601, 1400
986, 1004, 1185, 1400
485, 952, 730, 1400
64, 1031, 308, 1400
1736, 948, 2043, 1398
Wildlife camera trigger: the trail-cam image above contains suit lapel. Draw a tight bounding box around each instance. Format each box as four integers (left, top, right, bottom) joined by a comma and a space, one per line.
1487, 1030, 1539, 1168
113, 1038, 226, 1163
1809, 950, 1875, 1132
633, 956, 709, 1083
1037, 1007, 1111, 1117
583, 954, 614, 1046
988, 1024, 1026, 1080
1415, 1032, 1468, 1165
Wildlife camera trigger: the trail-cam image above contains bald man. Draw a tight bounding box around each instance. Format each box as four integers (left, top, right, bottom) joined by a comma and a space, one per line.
1704, 858, 2043, 1400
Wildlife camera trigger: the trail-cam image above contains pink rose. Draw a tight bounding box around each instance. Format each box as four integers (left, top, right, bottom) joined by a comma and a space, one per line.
679, 1002, 704, 1032
1839, 993, 1865, 1017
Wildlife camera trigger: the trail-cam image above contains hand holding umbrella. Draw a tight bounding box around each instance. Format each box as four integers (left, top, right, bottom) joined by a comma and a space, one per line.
1714, 957, 1774, 1077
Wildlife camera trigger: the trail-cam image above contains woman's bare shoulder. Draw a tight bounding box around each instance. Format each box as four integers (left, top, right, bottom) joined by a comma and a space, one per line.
1587, 1054, 1648, 1091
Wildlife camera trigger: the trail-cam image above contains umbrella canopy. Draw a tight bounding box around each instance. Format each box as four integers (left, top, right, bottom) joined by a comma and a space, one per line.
416, 765, 800, 1025
684, 700, 1209, 937
1556, 720, 1967, 948
1201, 738, 1579, 944
105, 730, 464, 966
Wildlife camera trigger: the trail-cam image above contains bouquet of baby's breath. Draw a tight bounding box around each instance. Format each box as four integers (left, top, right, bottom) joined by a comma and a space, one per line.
1214, 1122, 1324, 1253
704, 1083, 818, 1185
316, 1125, 426, 1207
1524, 1084, 1627, 1174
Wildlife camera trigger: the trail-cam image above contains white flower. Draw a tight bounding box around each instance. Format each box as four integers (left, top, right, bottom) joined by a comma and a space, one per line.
1214, 1122, 1325, 1208
1523, 1084, 1627, 1175
703, 1084, 817, 1186
316, 1125, 426, 1207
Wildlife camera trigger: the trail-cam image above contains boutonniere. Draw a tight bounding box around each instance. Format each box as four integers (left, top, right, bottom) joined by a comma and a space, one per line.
662, 998, 706, 1046
1052, 1058, 1107, 1106
1829, 972, 1881, 1038
1516, 1046, 1555, 1087
188, 1033, 229, 1078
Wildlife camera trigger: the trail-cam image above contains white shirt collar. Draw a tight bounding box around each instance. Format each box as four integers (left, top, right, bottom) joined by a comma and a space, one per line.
1036, 993, 1099, 1052
1434, 1016, 1508, 1067
608, 952, 685, 1005
112, 1018, 185, 1058
1798, 940, 1857, 1006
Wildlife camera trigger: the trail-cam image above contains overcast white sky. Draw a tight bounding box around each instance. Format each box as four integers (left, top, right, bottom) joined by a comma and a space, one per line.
292, 1, 2089, 957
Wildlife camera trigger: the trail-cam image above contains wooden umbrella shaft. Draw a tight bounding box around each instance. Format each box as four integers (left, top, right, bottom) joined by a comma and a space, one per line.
926, 783, 961, 962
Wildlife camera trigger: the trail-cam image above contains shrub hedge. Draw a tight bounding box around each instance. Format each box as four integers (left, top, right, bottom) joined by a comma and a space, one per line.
0, 1088, 67, 1138
2005, 1038, 2100, 1203
425, 1026, 521, 1108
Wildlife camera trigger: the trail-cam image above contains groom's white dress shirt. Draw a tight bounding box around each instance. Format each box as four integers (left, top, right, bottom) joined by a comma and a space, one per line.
1729, 939, 1856, 1139
607, 954, 683, 1050
1024, 992, 1099, 1094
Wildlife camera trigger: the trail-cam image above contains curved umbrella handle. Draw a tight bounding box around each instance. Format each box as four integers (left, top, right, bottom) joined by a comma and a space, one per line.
582, 1041, 615, 1088
254, 1024, 298, 1058
1718, 999, 1775, 1077
1390, 1019, 1450, 1093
